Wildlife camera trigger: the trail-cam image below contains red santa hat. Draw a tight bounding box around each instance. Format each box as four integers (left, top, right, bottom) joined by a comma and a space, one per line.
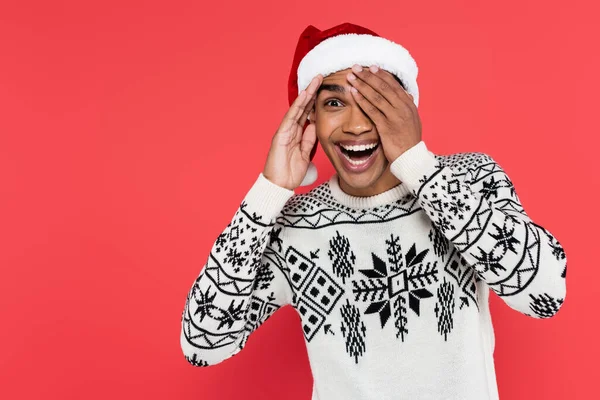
287, 22, 420, 186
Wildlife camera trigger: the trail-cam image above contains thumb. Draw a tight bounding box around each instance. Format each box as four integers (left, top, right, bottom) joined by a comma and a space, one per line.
300, 123, 317, 161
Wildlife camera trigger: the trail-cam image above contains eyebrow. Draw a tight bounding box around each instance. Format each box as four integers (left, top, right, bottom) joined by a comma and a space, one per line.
317, 83, 348, 97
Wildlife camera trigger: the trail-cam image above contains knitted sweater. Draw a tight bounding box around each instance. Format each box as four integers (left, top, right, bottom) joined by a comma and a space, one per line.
180, 140, 567, 400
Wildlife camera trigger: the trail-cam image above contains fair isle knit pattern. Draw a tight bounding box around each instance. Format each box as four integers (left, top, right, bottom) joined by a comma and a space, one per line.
180, 140, 567, 400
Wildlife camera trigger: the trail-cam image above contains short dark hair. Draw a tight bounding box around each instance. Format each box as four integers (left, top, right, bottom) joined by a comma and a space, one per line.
392, 74, 407, 91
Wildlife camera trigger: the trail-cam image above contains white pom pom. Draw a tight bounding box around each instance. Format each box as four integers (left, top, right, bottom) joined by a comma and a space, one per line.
299, 162, 318, 187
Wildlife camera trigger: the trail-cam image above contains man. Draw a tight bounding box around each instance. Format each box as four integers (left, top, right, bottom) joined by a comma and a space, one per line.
180, 22, 567, 400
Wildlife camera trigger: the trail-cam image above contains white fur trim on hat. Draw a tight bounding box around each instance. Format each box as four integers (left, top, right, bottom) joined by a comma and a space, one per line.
299, 161, 318, 186
297, 33, 420, 108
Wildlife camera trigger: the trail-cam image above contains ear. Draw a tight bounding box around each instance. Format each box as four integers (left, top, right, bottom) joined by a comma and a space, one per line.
308, 108, 316, 122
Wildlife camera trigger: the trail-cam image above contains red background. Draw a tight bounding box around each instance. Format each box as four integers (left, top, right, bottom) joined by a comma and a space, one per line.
1, 1, 597, 399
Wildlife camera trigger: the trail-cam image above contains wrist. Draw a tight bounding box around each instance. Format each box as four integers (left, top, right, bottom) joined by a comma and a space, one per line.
262, 171, 294, 191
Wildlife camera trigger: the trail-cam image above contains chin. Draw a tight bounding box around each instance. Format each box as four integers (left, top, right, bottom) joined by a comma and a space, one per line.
337, 165, 385, 189
332, 149, 389, 190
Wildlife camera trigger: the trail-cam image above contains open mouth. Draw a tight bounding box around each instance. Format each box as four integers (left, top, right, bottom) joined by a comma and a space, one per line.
338, 142, 380, 165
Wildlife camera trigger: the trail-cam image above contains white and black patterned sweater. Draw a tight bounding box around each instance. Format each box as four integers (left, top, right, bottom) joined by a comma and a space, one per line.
180, 140, 567, 400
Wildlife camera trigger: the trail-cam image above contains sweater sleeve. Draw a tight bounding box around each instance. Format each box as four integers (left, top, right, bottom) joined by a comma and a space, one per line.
180, 173, 295, 367
390, 141, 567, 319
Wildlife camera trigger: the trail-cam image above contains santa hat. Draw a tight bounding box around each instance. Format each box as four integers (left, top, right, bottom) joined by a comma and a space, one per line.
287, 22, 420, 187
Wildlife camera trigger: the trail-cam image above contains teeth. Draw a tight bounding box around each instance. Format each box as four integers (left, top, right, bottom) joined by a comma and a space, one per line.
341, 151, 375, 165
340, 142, 378, 151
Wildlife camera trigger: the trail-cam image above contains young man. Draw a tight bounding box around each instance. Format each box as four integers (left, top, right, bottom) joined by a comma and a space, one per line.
180, 22, 567, 400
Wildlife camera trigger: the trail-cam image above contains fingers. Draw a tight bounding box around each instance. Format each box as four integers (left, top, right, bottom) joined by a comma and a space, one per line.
350, 87, 385, 125
299, 122, 317, 160
278, 74, 322, 136
347, 66, 394, 117
299, 95, 316, 124
300, 74, 322, 123
290, 74, 322, 123
349, 65, 414, 111
305, 73, 323, 98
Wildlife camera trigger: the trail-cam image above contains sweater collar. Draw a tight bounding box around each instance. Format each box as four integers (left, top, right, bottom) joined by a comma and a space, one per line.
327, 173, 412, 209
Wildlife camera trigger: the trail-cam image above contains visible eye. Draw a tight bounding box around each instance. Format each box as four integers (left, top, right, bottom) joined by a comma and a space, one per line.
324, 99, 343, 107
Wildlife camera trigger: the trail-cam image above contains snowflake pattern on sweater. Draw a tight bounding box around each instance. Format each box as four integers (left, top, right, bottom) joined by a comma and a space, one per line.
180, 140, 567, 399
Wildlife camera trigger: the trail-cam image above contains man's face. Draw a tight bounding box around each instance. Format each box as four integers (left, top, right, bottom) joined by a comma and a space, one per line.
309, 67, 393, 191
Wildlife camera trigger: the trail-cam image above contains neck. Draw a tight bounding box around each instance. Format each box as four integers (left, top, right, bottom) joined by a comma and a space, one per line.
338, 168, 402, 197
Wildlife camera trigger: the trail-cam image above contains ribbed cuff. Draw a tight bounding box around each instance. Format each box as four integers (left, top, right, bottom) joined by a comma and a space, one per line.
243, 173, 295, 221
389, 141, 439, 192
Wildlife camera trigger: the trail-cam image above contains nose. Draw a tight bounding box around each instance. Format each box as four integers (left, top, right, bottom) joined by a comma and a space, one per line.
342, 104, 374, 135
